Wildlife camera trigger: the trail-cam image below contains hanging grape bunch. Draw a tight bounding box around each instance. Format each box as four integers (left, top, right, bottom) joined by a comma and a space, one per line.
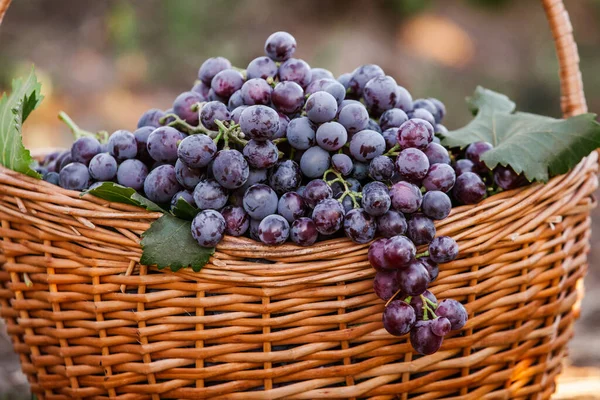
38, 31, 528, 355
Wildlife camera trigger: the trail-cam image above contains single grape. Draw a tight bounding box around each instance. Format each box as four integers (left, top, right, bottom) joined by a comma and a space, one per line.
422, 191, 452, 220
208, 88, 226, 102
377, 210, 407, 238
424, 142, 450, 165
198, 57, 232, 85
290, 217, 318, 246
310, 68, 334, 81
274, 113, 289, 140
409, 108, 436, 127
133, 126, 154, 163
407, 213, 436, 245
173, 91, 202, 125
242, 139, 278, 169
193, 179, 228, 210
277, 192, 307, 223
398, 259, 430, 296
435, 124, 447, 135
88, 153, 117, 181
200, 101, 231, 131
312, 198, 345, 235
397, 119, 434, 149
247, 56, 278, 80
349, 130, 386, 162
420, 257, 439, 282
305, 79, 346, 105
191, 81, 210, 101
241, 78, 272, 105
452, 172, 486, 204
228, 90, 244, 110
71, 137, 101, 165
258, 214, 290, 245
265, 31, 297, 61
143, 164, 181, 204
331, 153, 353, 176
316, 121, 347, 151
396, 85, 413, 112
465, 141, 493, 172
147, 126, 183, 163
368, 238, 390, 271
389, 181, 423, 213
56, 151, 73, 171
266, 160, 301, 195
337, 73, 351, 88
412, 99, 438, 119
352, 161, 369, 181
410, 320, 443, 355
344, 208, 377, 243
175, 159, 203, 190
59, 162, 90, 190
429, 236, 459, 263
108, 130, 137, 161
137, 108, 165, 128
423, 163, 456, 193
303, 179, 333, 208
300, 146, 330, 178
221, 205, 250, 236
249, 218, 261, 241
177, 134, 217, 169
191, 210, 226, 248
43, 171, 60, 185
171, 190, 196, 209
383, 235, 416, 268
286, 117, 315, 150
382, 128, 399, 150
243, 184, 278, 220
373, 270, 401, 301
367, 119, 382, 133
230, 105, 248, 124
369, 155, 395, 181
305, 91, 338, 124
239, 105, 280, 141
278, 58, 311, 88
380, 108, 409, 131
428, 98, 446, 123
383, 300, 416, 336
338, 103, 369, 135
362, 182, 391, 217
212, 149, 249, 190
348, 64, 384, 97
435, 299, 468, 330
211, 69, 245, 99
453, 159, 476, 176
396, 148, 430, 182
363, 75, 399, 115
493, 165, 526, 190
272, 81, 304, 114
239, 168, 268, 193
117, 159, 148, 191
410, 290, 437, 319
431, 317, 452, 337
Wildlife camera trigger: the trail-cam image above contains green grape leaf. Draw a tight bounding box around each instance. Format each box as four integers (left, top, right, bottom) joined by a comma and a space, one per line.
441, 87, 600, 182
83, 182, 164, 212
140, 214, 213, 272
0, 67, 44, 178
171, 197, 200, 220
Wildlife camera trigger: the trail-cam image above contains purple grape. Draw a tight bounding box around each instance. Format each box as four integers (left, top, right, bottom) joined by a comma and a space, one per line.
221, 206, 250, 236
271, 81, 304, 114
198, 57, 232, 85
396, 86, 413, 112
303, 179, 333, 208
423, 163, 456, 193
424, 142, 450, 165
117, 159, 148, 191
410, 320, 443, 355
398, 258, 430, 296
367, 119, 382, 133
138, 108, 165, 128
275, 113, 290, 140
312, 198, 345, 235
429, 236, 459, 264
143, 164, 181, 204
377, 210, 407, 238
193, 179, 228, 210
362, 182, 391, 217
453, 159, 475, 176
422, 191, 451, 220
241, 78, 272, 105
305, 79, 345, 105
368, 238, 390, 271
409, 108, 436, 127
56, 151, 73, 171
191, 210, 226, 248
191, 81, 210, 100
452, 172, 486, 204
369, 155, 394, 181
316, 121, 347, 151
171, 190, 196, 209
380, 109, 409, 131
420, 257, 439, 282
383, 300, 416, 336
59, 162, 90, 190
241, 139, 278, 169
407, 213, 436, 245
382, 128, 399, 150
108, 130, 137, 161
300, 146, 330, 178
397, 119, 434, 149
396, 148, 430, 182
305, 91, 338, 124
410, 290, 437, 319
436, 299, 468, 330
348, 64, 384, 97
389, 181, 423, 213
247, 56, 278, 80
278, 58, 311, 88
228, 90, 244, 110
231, 106, 248, 124
310, 68, 334, 81
338, 103, 369, 135
412, 99, 437, 118
349, 130, 386, 162
211, 69, 244, 99
373, 270, 401, 301
343, 208, 377, 243
240, 168, 268, 193
71, 137, 101, 165
212, 149, 249, 190
243, 184, 278, 220
465, 141, 493, 172
429, 98, 446, 123
331, 153, 353, 176
249, 218, 261, 241
200, 101, 231, 131
431, 317, 452, 337
383, 235, 416, 268
88, 153, 117, 181
435, 124, 447, 135
175, 159, 203, 190
133, 126, 154, 163
290, 217, 318, 246
337, 73, 351, 88
173, 91, 202, 125
277, 192, 307, 223
258, 214, 290, 245
352, 161, 369, 181
268, 160, 302, 195
208, 88, 226, 102
363, 75, 399, 115
177, 134, 217, 169
239, 105, 280, 141
265, 31, 297, 62
147, 126, 183, 163
493, 165, 527, 190
286, 117, 315, 150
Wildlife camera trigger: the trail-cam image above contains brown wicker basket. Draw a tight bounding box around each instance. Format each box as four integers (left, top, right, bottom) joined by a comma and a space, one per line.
0, 0, 597, 399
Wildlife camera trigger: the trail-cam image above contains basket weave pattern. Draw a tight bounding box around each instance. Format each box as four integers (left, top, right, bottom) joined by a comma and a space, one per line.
0, 0, 597, 399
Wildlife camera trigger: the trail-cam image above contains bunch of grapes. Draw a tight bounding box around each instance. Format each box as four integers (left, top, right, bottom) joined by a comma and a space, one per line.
34, 31, 509, 355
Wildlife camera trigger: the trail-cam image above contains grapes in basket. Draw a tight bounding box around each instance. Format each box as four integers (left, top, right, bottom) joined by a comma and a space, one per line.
37, 31, 538, 355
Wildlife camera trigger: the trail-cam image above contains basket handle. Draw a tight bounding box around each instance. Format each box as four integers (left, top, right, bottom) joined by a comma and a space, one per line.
0, 0, 587, 118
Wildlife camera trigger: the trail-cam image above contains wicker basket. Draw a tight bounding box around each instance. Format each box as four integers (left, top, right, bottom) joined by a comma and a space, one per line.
0, 0, 597, 399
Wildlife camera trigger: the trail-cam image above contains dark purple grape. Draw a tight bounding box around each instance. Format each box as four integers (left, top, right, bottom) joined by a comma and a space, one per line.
268, 160, 302, 195
247, 56, 278, 80
241, 78, 272, 105
208, 88, 226, 102
191, 210, 226, 248
117, 159, 148, 191
427, 98, 446, 122
230, 106, 248, 124
88, 153, 117, 181
368, 238, 390, 271
348, 64, 384, 97
383, 300, 416, 336
352, 161, 369, 181
420, 257, 439, 282
344, 208, 377, 243
436, 299, 468, 330
211, 69, 244, 99
212, 149, 249, 190
337, 73, 351, 88
275, 114, 290, 139
367, 119, 382, 133
383, 235, 416, 268
249, 218, 261, 241
389, 181, 423, 213
369, 155, 394, 181
177, 134, 217, 169
305, 91, 337, 124
465, 141, 493, 172
278, 58, 311, 88
300, 146, 330, 178
198, 57, 232, 85
56, 151, 73, 171
493, 165, 527, 190
382, 128, 399, 150
396, 86, 413, 112
412, 99, 438, 119
423, 163, 456, 193
377, 210, 407, 238
228, 90, 244, 110
409, 108, 436, 127
373, 270, 400, 301
349, 130, 386, 162
239, 105, 280, 141
305, 79, 345, 105
143, 164, 181, 203
243, 184, 278, 220
200, 101, 230, 131
398, 259, 430, 296
310, 68, 334, 81
59, 162, 90, 190
363, 75, 398, 115
173, 91, 202, 125
277, 192, 307, 223
171, 190, 196, 209
271, 81, 304, 114
422, 191, 451, 220
339, 195, 354, 212
242, 139, 278, 169
290, 217, 318, 246
396, 148, 430, 181
429, 236, 459, 264
175, 159, 203, 190
303, 179, 333, 208
133, 126, 154, 163
362, 182, 391, 217
265, 31, 297, 61
331, 153, 353, 176
452, 172, 486, 204
338, 103, 369, 135
431, 317, 451, 337
258, 214, 290, 245
147, 126, 183, 163
410, 320, 443, 355
221, 206, 250, 236
286, 117, 315, 150
108, 130, 137, 161
424, 143, 450, 165
312, 198, 345, 235
407, 213, 436, 245
397, 119, 434, 149
453, 159, 475, 176
316, 121, 347, 151
410, 290, 437, 319
380, 109, 409, 131
193, 179, 228, 210
71, 137, 101, 165
138, 108, 165, 128
191, 81, 210, 100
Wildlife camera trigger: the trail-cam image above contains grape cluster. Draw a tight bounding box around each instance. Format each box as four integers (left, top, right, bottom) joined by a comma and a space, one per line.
35, 31, 489, 355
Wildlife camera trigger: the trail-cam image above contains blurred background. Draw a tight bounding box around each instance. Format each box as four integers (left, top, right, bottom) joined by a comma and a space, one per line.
1, 0, 600, 398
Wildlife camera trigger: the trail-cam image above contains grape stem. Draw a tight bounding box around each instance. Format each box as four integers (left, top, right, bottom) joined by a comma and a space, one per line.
384, 144, 400, 157
160, 113, 215, 136
416, 251, 429, 259
214, 120, 248, 149
323, 168, 361, 208
384, 287, 405, 307
421, 294, 438, 321
58, 111, 109, 143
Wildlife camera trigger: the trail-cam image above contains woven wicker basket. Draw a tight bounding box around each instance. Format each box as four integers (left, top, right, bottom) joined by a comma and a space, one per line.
0, 0, 597, 399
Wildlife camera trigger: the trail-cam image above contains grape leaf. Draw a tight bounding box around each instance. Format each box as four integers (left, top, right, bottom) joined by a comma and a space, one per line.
171, 197, 200, 220
83, 182, 164, 212
441, 86, 600, 182
0, 67, 44, 178
140, 214, 214, 272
